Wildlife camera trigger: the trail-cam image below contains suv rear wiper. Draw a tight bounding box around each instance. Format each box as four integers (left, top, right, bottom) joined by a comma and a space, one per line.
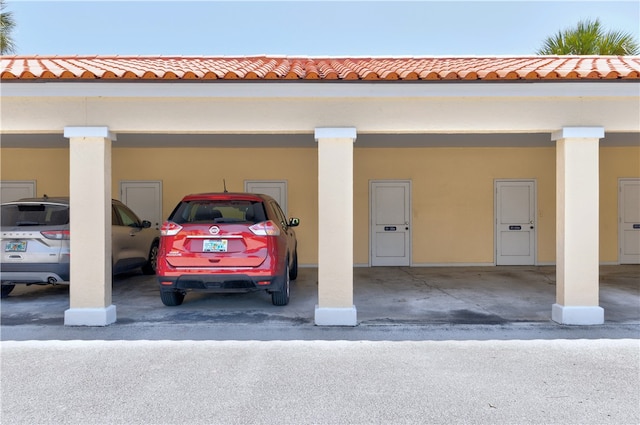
15, 221, 42, 226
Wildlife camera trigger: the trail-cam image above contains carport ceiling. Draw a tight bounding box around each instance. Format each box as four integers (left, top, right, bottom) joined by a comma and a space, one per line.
2, 132, 639, 149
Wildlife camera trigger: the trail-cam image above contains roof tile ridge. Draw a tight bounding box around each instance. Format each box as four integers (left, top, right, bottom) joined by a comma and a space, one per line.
523, 57, 563, 79
593, 57, 621, 79
301, 59, 320, 79
314, 59, 339, 79
500, 57, 546, 79
270, 58, 294, 79
607, 56, 640, 78
382, 58, 419, 80
489, 57, 535, 79
573, 57, 607, 79
416, 58, 461, 80
551, 57, 582, 79
0, 57, 22, 78
245, 58, 282, 79
3, 55, 639, 81
285, 58, 304, 79
350, 58, 394, 80
200, 58, 233, 79
333, 58, 361, 80
64, 57, 120, 79
47, 57, 97, 79
344, 58, 382, 80
449, 57, 499, 80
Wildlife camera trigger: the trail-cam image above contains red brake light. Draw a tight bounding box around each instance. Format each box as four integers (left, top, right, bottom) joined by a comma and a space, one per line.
41, 230, 70, 240
161, 221, 183, 236
249, 220, 280, 236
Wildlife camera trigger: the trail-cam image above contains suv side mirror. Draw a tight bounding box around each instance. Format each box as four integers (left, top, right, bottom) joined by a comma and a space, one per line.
141, 220, 152, 229
288, 217, 300, 227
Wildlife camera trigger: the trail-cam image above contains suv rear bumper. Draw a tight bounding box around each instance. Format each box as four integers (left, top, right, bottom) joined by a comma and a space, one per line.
0, 263, 70, 284
158, 274, 280, 293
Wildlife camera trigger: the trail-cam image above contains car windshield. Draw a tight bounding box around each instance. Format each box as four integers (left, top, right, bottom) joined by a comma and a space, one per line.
1, 204, 69, 227
169, 200, 266, 225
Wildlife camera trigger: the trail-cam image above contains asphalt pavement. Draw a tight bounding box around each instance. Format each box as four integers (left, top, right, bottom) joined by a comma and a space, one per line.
2, 339, 639, 424
1, 265, 639, 424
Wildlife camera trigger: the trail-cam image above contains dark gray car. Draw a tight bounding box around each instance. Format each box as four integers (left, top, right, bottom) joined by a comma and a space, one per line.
0, 197, 159, 298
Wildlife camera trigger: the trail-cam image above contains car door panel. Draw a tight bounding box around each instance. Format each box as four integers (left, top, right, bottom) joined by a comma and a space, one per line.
112, 204, 148, 272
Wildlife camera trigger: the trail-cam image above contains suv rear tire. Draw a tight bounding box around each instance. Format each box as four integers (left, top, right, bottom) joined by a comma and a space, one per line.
271, 261, 290, 306
160, 289, 185, 306
142, 242, 159, 275
289, 250, 298, 281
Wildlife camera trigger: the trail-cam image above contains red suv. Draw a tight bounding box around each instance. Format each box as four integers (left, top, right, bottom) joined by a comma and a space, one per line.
156, 193, 299, 306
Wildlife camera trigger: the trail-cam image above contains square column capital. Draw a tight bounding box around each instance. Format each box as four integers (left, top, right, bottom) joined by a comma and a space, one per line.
314, 127, 357, 142
551, 127, 604, 141
64, 126, 117, 141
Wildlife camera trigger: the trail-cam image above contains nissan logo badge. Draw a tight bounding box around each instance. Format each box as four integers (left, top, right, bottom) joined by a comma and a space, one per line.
209, 226, 220, 235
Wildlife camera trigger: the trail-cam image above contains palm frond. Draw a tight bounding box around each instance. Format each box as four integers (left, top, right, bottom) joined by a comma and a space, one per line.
0, 0, 17, 54
536, 18, 639, 56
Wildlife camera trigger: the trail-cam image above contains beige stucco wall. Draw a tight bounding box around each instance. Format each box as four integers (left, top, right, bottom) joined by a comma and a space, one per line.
110, 147, 320, 265
0, 148, 70, 196
354, 147, 557, 265
600, 147, 640, 262
1, 144, 638, 265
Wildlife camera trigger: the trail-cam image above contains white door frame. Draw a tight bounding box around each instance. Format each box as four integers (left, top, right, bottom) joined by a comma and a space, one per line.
369, 179, 412, 266
495, 179, 537, 265
619, 178, 640, 264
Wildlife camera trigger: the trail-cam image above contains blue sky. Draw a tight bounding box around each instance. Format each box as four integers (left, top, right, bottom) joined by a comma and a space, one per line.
6, 0, 640, 56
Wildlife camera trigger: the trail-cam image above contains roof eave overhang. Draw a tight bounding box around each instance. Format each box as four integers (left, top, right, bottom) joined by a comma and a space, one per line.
1, 80, 637, 99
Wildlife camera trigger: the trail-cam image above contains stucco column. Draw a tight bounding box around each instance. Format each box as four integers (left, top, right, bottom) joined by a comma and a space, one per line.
551, 127, 604, 325
314, 127, 357, 326
63, 126, 116, 326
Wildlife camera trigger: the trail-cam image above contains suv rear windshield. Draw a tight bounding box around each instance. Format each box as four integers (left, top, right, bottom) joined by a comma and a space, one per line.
169, 200, 267, 225
1, 204, 69, 227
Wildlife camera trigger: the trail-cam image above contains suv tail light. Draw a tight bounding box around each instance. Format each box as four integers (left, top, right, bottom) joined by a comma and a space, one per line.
249, 220, 280, 236
41, 230, 70, 240
161, 221, 183, 236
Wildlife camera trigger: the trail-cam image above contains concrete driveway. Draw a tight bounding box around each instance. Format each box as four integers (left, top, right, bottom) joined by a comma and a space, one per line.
1, 265, 638, 333
2, 266, 639, 425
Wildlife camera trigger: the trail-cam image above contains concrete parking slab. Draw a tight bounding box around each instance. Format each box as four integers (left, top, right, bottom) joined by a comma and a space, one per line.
1, 265, 638, 336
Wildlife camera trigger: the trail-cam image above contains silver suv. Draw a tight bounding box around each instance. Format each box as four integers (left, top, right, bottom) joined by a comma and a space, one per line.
0, 197, 160, 298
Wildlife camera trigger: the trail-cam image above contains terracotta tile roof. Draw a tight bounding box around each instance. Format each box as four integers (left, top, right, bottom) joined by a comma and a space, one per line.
1, 55, 639, 81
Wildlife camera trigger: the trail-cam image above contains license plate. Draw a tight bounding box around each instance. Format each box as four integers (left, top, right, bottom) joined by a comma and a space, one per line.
203, 239, 227, 252
5, 241, 27, 252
